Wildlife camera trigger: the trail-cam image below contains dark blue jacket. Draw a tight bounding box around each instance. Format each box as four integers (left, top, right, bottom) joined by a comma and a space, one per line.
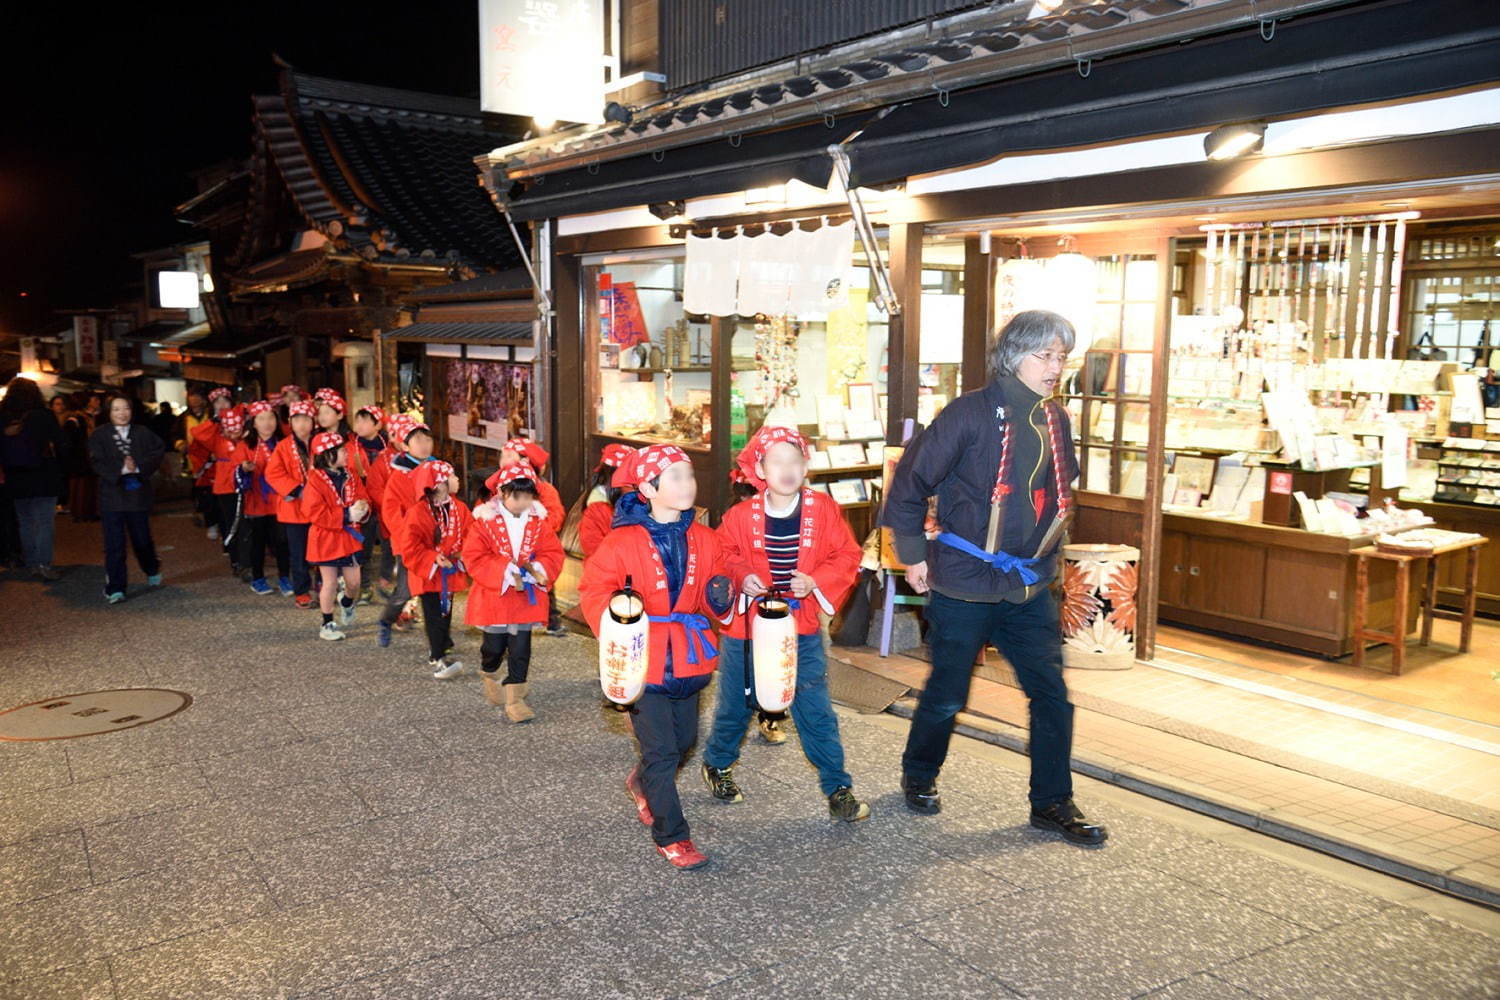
883, 375, 1079, 603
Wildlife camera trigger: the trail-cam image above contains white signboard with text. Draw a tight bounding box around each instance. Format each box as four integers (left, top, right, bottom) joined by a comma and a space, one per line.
479, 0, 604, 125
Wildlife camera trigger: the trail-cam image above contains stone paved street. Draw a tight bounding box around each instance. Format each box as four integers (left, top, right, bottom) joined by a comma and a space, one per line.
2, 507, 1499, 999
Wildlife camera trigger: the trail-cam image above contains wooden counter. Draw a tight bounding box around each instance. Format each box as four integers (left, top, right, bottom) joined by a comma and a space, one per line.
1073, 492, 1416, 659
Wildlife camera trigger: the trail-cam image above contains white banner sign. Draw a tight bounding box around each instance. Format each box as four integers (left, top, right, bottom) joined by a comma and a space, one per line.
73, 316, 99, 367
480, 0, 604, 124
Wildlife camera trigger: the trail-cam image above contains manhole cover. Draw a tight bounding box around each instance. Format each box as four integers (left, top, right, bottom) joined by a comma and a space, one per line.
0, 689, 192, 741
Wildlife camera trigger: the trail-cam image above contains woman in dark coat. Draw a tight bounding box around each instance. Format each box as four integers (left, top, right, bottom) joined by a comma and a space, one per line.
87, 394, 165, 602
0, 377, 67, 580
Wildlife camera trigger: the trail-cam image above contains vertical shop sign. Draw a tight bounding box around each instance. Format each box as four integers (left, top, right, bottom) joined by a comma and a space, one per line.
480, 0, 604, 124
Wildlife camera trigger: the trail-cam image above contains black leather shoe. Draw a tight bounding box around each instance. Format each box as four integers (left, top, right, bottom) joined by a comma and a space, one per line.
901, 775, 941, 815
1030, 800, 1109, 846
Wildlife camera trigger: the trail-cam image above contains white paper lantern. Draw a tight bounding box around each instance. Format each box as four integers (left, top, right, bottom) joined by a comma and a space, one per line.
751, 596, 798, 712
599, 583, 649, 705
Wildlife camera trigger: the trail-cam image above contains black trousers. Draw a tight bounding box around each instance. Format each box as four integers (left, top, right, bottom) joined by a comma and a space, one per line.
101, 509, 160, 594
194, 484, 219, 528
214, 494, 242, 563
630, 689, 701, 847
284, 521, 311, 595
479, 629, 532, 684
547, 590, 561, 630
244, 515, 289, 582
418, 592, 455, 661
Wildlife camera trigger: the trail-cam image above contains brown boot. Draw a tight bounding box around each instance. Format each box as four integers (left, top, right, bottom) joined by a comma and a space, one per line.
503, 682, 535, 723
482, 671, 504, 706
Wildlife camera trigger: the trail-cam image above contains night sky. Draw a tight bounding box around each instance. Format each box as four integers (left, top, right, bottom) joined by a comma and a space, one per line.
1, 4, 481, 335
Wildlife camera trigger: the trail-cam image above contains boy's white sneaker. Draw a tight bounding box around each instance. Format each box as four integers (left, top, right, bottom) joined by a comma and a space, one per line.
319, 621, 346, 641
431, 658, 465, 680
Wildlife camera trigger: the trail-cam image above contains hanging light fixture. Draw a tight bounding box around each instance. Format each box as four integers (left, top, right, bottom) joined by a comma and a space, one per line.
1204, 122, 1267, 160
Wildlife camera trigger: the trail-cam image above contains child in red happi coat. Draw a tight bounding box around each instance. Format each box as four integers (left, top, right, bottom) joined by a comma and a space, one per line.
576, 442, 635, 561
302, 431, 371, 641
397, 459, 472, 680
463, 464, 565, 723
349, 404, 391, 597
265, 400, 319, 606
243, 400, 290, 596
578, 445, 734, 870
191, 404, 253, 574
702, 426, 868, 822
501, 437, 568, 636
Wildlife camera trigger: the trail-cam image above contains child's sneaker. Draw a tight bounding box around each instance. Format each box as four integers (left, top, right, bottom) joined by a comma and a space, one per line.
278, 576, 294, 597
319, 621, 345, 641
357, 586, 374, 605
625, 768, 654, 827
758, 715, 788, 745
294, 593, 315, 609
391, 610, 413, 631
828, 786, 870, 823
656, 840, 709, 870
146, 574, 163, 587
378, 621, 392, 647
249, 578, 275, 596
339, 602, 356, 627
431, 658, 464, 680
206, 525, 219, 540
701, 764, 744, 803
104, 591, 125, 605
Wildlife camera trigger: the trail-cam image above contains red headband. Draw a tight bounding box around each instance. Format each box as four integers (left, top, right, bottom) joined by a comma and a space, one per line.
735, 425, 810, 490
247, 400, 275, 418
219, 407, 245, 435
311, 431, 345, 457
280, 384, 305, 398
288, 400, 318, 419
316, 392, 346, 416
413, 460, 456, 493
207, 387, 232, 403
610, 444, 690, 490
357, 404, 385, 425
486, 462, 537, 494
598, 442, 635, 470
504, 437, 549, 470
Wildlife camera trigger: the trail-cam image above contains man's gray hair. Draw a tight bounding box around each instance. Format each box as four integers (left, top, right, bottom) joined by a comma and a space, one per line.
988, 310, 1077, 379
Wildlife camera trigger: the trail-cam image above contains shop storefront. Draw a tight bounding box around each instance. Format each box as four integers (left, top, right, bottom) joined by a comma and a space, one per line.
482, 1, 1500, 713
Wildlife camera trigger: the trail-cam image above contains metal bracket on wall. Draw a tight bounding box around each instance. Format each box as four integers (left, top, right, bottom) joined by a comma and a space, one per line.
828, 144, 902, 316
500, 203, 553, 318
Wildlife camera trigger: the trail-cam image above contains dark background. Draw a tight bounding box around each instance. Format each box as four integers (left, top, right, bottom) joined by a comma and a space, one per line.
1, 4, 481, 334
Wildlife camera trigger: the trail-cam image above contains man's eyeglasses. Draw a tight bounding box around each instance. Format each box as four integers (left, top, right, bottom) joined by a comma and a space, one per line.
1030, 351, 1071, 366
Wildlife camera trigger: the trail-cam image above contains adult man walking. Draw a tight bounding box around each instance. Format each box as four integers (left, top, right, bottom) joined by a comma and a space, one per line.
883, 310, 1107, 846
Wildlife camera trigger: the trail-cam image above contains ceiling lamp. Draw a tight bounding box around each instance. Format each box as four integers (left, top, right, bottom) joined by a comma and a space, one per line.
1204, 121, 1267, 160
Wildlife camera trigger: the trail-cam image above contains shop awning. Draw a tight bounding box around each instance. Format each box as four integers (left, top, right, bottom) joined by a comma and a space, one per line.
841, 0, 1500, 189
501, 112, 880, 223
165, 330, 294, 360
385, 322, 533, 344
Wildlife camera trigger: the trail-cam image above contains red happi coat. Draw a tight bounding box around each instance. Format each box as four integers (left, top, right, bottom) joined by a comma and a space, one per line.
578, 501, 614, 560
264, 435, 315, 524
398, 497, 473, 596
244, 437, 281, 518
347, 435, 385, 520
381, 459, 422, 538
534, 478, 566, 534
364, 447, 397, 530
190, 421, 251, 495
462, 503, 564, 627
301, 469, 371, 563
717, 488, 861, 638
579, 521, 725, 685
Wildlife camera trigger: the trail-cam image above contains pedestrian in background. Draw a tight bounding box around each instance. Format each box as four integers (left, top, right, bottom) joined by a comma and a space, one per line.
0, 376, 67, 581
87, 394, 164, 603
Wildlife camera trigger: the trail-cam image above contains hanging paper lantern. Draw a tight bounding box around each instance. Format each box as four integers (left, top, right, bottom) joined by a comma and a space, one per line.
751, 595, 798, 712
599, 578, 649, 705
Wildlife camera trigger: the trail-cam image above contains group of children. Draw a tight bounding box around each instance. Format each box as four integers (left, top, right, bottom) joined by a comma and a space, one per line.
190, 386, 865, 869
578, 425, 868, 870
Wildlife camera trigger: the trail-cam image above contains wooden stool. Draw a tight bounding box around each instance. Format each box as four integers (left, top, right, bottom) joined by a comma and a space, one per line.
1351, 537, 1487, 674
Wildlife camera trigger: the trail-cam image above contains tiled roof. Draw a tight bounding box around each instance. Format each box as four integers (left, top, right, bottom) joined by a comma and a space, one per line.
486, 0, 1356, 181
255, 70, 527, 269
402, 269, 533, 303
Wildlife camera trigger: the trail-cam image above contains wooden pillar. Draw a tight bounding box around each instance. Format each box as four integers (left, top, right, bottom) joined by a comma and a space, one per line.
291, 332, 308, 389
708, 315, 732, 523
552, 247, 584, 508
1134, 236, 1178, 662
962, 234, 994, 393
886, 222, 924, 444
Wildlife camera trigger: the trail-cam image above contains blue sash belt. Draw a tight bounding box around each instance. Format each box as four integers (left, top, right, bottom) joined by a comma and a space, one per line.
648, 612, 718, 665
934, 532, 1040, 585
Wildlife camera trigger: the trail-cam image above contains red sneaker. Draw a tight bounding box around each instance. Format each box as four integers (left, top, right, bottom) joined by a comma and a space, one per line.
391, 610, 413, 632
625, 769, 654, 827
656, 839, 708, 870
294, 593, 315, 609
